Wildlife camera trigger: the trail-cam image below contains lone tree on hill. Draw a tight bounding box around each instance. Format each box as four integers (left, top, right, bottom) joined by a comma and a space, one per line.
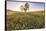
20, 2, 29, 15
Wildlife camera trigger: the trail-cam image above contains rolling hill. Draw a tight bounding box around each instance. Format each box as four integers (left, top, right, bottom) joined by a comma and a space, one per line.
6, 9, 44, 16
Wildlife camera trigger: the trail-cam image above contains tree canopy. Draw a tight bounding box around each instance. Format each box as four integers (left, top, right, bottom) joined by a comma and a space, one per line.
20, 2, 29, 12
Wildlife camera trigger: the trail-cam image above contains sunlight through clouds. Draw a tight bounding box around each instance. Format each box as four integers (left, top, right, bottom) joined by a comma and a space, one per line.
7, 1, 44, 12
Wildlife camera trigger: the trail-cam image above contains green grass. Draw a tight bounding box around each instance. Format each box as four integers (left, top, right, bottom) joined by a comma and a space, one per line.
6, 10, 45, 30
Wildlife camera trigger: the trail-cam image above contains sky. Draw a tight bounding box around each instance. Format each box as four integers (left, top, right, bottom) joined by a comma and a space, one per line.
7, 1, 45, 12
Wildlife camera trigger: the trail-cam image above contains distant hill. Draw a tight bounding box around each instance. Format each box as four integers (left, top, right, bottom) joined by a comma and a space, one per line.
7, 9, 19, 15
6, 9, 44, 16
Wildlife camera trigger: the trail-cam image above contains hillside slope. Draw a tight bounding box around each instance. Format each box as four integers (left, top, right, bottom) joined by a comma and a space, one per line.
6, 9, 44, 16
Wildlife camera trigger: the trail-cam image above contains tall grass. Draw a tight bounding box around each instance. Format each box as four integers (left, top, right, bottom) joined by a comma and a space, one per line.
6, 12, 45, 30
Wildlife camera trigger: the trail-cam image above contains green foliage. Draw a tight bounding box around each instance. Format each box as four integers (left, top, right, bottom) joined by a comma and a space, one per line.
7, 14, 44, 30
6, 12, 45, 30
24, 3, 29, 10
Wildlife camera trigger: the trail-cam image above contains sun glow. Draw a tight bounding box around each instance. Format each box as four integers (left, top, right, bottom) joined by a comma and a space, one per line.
7, 1, 44, 12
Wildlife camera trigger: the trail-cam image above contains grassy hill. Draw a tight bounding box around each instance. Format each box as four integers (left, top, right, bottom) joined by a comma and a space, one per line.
6, 9, 45, 30
7, 9, 44, 16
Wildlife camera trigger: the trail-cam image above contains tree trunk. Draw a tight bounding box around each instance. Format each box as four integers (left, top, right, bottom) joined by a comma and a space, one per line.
25, 11, 26, 16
